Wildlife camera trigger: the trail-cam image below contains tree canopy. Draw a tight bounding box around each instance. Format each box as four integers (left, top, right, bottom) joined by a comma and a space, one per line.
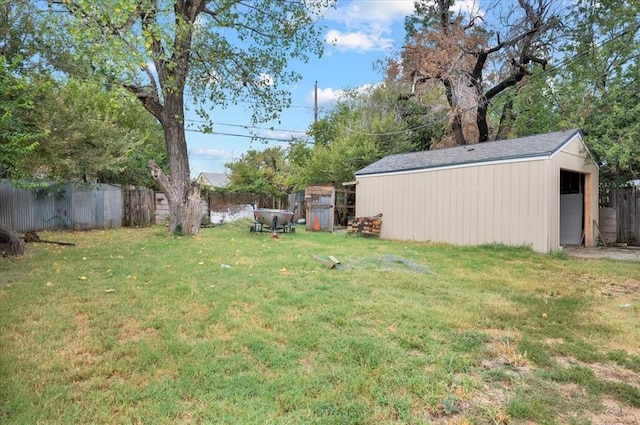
225, 146, 294, 206
0, 57, 44, 179
34, 0, 330, 235
1, 1, 167, 186
389, 0, 564, 144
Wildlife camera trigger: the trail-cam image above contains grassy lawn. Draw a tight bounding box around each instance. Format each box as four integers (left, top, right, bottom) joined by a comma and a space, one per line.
1, 221, 639, 424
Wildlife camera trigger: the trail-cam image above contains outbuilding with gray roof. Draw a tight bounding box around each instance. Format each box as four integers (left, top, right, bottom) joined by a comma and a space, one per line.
354, 129, 599, 252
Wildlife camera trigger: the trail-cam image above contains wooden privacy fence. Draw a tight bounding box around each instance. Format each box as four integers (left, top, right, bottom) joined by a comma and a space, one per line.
206, 191, 286, 211
122, 187, 155, 227
599, 185, 640, 245
614, 187, 639, 244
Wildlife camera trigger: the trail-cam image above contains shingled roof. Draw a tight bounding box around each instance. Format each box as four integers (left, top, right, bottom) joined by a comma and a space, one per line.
355, 129, 584, 176
197, 172, 230, 187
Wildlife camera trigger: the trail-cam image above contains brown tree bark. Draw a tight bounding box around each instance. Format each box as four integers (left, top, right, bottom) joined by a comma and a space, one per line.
496, 100, 516, 140
0, 225, 26, 257
128, 1, 204, 236
149, 159, 202, 236
443, 79, 467, 145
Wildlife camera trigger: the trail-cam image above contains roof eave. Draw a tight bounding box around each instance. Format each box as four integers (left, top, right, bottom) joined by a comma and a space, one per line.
356, 152, 554, 177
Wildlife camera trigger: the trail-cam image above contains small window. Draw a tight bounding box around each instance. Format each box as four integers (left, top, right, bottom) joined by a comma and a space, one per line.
560, 170, 583, 194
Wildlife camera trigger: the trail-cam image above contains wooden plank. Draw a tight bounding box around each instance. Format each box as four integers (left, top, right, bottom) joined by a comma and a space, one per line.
312, 255, 336, 269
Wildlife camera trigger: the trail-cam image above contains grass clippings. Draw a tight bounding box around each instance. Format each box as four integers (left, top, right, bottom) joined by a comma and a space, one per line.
1, 221, 639, 424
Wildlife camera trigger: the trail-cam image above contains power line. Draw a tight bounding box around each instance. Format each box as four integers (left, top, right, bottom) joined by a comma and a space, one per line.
184, 128, 313, 144
184, 119, 309, 136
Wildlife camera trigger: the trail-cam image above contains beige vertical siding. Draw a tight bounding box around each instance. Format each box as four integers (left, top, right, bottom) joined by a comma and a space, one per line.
356, 134, 599, 252
356, 158, 550, 251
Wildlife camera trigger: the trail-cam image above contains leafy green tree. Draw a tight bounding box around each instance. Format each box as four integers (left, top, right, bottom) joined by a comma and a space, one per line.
562, 0, 640, 182
0, 57, 44, 179
584, 82, 640, 182
506, 0, 640, 182
225, 146, 293, 207
15, 78, 166, 186
0, 0, 37, 65
295, 84, 418, 186
37, 0, 328, 235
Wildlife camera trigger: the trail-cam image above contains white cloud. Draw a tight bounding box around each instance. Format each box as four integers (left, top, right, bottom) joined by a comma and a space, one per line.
305, 83, 380, 109
192, 148, 235, 160
257, 73, 274, 87
322, 0, 484, 53
325, 29, 394, 53
323, 0, 415, 53
307, 86, 346, 107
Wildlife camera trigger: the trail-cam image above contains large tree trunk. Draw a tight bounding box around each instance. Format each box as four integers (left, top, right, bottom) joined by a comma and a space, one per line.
476, 103, 490, 143
496, 100, 515, 140
443, 79, 467, 145
150, 95, 202, 236
150, 158, 202, 236
121, 0, 203, 236
0, 225, 26, 257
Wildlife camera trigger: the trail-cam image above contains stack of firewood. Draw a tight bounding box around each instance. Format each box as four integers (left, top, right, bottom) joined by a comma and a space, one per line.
347, 214, 382, 236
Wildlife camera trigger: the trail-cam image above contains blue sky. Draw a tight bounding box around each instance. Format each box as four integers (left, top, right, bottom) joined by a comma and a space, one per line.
185, 0, 481, 177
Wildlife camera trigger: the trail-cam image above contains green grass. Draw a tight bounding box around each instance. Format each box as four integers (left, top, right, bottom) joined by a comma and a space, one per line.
1, 221, 639, 424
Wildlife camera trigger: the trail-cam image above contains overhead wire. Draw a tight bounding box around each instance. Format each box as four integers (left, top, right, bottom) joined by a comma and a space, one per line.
184, 118, 308, 136
184, 129, 313, 144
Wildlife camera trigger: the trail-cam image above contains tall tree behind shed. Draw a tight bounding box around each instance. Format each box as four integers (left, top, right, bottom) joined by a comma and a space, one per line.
389, 0, 563, 145
39, 0, 328, 235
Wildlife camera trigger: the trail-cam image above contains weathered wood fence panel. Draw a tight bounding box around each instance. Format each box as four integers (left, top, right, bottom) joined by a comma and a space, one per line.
154, 192, 208, 225
206, 191, 287, 211
597, 207, 617, 244
615, 187, 639, 245
305, 185, 335, 231
123, 187, 155, 227
599, 185, 640, 246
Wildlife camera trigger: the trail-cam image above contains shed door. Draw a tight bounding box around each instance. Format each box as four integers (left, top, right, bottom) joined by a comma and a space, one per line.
559, 170, 584, 245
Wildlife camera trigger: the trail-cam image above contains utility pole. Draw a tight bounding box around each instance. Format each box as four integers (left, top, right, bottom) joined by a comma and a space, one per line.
314, 80, 318, 123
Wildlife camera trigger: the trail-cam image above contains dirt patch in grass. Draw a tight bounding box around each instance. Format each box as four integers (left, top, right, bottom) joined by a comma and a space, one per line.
117, 319, 161, 343
59, 311, 99, 367
573, 274, 640, 297
589, 362, 640, 389
481, 329, 532, 371
555, 356, 640, 389
415, 383, 511, 425
555, 356, 640, 424
589, 396, 640, 425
